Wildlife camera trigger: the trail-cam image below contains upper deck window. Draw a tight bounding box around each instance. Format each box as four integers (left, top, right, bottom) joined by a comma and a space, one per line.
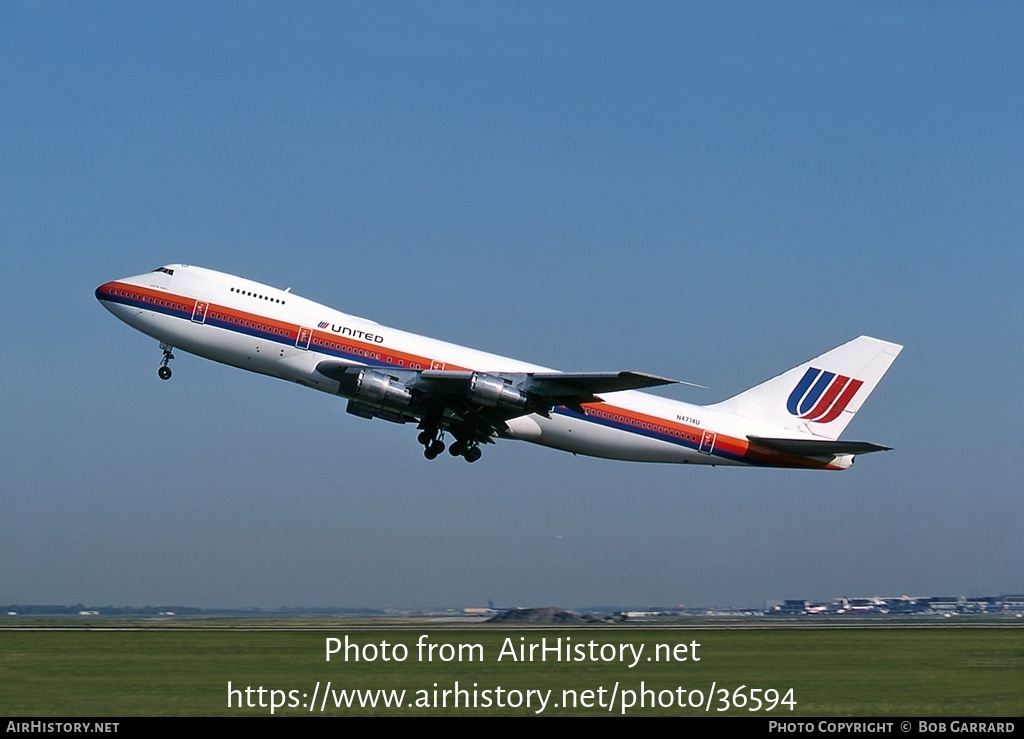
230, 285, 285, 304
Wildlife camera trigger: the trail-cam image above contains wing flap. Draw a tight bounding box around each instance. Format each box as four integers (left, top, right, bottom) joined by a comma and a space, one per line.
526, 371, 678, 396
418, 369, 682, 403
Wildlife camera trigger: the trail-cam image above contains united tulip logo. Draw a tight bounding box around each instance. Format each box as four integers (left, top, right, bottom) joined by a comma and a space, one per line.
787, 368, 864, 424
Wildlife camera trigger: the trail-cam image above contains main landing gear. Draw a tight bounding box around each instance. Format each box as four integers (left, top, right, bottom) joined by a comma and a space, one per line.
418, 427, 445, 460
417, 424, 482, 462
157, 342, 174, 380
448, 438, 482, 463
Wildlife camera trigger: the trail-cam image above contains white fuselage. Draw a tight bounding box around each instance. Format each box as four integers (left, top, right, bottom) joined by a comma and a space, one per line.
96, 265, 850, 469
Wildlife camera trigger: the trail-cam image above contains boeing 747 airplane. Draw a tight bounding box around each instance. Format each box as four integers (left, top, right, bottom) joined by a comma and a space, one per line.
96, 265, 901, 468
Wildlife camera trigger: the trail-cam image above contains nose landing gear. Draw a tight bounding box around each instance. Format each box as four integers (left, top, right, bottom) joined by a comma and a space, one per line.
158, 342, 175, 380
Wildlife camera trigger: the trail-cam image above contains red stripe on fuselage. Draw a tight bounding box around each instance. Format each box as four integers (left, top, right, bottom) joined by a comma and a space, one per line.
578, 404, 839, 470
100, 281, 844, 470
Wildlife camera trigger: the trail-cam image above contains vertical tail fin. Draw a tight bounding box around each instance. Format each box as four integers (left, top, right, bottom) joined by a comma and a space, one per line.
709, 336, 902, 440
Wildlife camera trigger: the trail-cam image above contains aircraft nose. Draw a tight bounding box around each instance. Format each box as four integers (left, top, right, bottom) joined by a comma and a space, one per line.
95, 278, 143, 322
95, 280, 117, 303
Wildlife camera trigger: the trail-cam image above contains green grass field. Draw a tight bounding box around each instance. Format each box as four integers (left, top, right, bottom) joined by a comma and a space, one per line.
1, 624, 1021, 716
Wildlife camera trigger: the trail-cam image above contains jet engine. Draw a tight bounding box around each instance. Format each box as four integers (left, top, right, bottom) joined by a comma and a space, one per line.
337, 368, 413, 408
467, 372, 529, 410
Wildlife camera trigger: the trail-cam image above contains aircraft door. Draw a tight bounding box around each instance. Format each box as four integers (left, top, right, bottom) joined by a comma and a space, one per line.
296, 326, 313, 350
699, 430, 717, 455
191, 300, 208, 324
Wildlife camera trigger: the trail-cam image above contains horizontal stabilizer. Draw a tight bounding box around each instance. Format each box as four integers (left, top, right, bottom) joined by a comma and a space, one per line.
748, 436, 891, 456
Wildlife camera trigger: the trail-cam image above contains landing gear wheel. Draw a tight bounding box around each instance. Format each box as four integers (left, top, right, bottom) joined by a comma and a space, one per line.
449, 439, 466, 457
464, 446, 482, 463
418, 424, 446, 460
158, 342, 175, 380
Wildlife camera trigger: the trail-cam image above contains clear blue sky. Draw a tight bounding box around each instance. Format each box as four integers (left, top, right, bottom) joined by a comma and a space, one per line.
2, 2, 1021, 609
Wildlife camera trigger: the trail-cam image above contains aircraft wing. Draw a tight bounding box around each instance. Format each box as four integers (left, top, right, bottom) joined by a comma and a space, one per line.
420, 369, 679, 403
316, 362, 682, 441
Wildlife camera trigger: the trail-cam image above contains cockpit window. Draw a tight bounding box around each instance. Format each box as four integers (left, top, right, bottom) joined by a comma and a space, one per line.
152, 267, 175, 275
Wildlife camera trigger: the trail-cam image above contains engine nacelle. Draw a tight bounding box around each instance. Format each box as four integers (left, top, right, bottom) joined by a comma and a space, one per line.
346, 399, 414, 425
467, 372, 528, 410
337, 368, 413, 408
